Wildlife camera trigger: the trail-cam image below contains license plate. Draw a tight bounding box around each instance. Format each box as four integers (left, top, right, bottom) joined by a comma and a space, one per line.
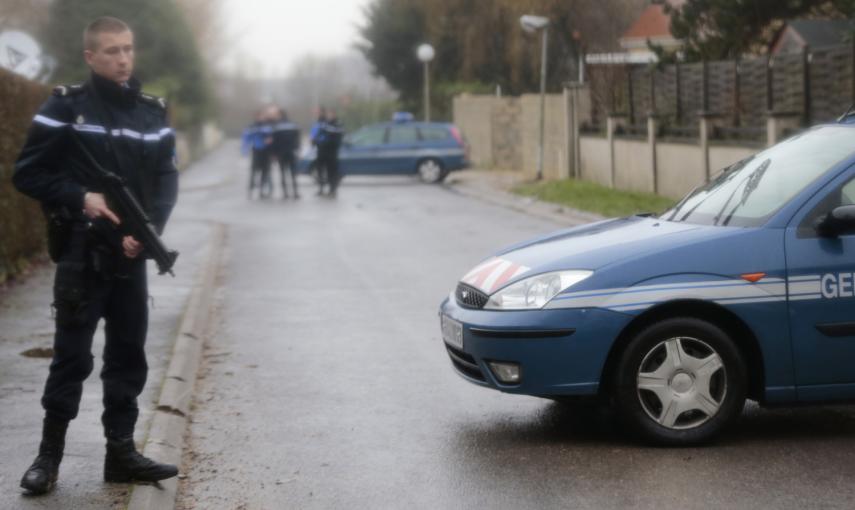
441, 315, 464, 350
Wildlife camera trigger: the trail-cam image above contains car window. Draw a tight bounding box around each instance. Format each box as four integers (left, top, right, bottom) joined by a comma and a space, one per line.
420, 126, 450, 141
842, 179, 855, 205
388, 126, 419, 144
349, 127, 386, 146
661, 126, 855, 228
798, 175, 855, 236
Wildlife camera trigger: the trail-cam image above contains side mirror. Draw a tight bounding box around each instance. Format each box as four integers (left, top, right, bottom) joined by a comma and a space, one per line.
817, 205, 855, 237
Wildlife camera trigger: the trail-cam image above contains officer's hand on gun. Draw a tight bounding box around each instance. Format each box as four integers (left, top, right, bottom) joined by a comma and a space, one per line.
84, 191, 120, 224
83, 191, 143, 259
122, 236, 143, 259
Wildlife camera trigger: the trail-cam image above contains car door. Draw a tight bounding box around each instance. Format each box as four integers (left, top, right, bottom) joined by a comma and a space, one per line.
785, 167, 855, 400
342, 125, 388, 174
383, 124, 421, 174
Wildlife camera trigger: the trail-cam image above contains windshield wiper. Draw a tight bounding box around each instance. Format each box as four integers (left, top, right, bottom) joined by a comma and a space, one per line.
717, 158, 771, 226
664, 156, 754, 223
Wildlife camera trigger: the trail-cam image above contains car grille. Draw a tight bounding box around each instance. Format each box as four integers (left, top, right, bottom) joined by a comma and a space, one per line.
445, 345, 485, 382
456, 283, 488, 309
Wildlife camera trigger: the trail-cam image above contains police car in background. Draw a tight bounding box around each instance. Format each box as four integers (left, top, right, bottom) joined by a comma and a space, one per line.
440, 122, 855, 445
299, 112, 469, 183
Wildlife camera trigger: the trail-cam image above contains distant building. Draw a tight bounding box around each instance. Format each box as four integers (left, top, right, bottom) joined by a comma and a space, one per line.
587, 0, 684, 65
619, 1, 684, 56
771, 19, 855, 55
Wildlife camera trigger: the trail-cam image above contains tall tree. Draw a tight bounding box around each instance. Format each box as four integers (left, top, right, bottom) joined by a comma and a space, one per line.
359, 0, 646, 117
668, 0, 855, 59
358, 0, 428, 111
43, 0, 212, 129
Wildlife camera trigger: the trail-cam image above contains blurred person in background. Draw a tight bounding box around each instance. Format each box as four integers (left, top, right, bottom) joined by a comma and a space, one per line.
310, 106, 329, 195
271, 106, 301, 199
319, 109, 344, 198
241, 109, 274, 199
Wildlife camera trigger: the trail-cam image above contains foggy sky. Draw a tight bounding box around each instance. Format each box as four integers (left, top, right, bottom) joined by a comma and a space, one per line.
221, 0, 373, 77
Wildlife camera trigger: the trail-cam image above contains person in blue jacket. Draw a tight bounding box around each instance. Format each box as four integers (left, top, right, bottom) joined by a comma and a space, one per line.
241, 110, 273, 199
319, 110, 344, 197
310, 107, 329, 195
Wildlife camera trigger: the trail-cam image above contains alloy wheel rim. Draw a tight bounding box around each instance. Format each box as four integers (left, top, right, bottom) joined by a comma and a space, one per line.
636, 336, 727, 430
419, 160, 441, 182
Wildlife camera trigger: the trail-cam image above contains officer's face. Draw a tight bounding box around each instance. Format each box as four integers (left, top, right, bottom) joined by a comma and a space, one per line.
84, 30, 135, 84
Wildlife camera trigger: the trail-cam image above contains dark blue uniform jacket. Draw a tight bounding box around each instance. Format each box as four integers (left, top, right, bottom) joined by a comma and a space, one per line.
13, 72, 178, 233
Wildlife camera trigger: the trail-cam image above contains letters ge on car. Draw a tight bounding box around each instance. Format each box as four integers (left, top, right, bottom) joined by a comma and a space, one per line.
440, 124, 855, 445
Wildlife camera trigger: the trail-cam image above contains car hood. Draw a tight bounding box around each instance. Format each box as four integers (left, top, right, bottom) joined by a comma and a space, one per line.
460, 216, 709, 295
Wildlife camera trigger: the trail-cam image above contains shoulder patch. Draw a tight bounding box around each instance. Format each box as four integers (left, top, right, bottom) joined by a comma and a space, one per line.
52, 84, 85, 97
139, 93, 167, 110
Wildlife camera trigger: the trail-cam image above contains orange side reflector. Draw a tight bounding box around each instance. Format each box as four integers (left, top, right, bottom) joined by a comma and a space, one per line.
741, 272, 766, 283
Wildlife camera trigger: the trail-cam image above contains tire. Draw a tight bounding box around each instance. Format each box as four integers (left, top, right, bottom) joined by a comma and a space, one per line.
613, 317, 747, 446
417, 158, 446, 183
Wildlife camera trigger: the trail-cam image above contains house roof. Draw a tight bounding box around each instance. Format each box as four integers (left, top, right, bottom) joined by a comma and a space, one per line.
622, 1, 686, 41
786, 19, 855, 48
622, 4, 672, 40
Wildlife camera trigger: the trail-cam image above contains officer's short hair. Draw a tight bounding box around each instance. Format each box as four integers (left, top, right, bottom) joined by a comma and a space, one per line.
84, 16, 131, 51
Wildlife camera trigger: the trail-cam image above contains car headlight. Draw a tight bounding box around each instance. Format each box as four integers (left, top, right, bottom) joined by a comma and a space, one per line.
484, 270, 593, 310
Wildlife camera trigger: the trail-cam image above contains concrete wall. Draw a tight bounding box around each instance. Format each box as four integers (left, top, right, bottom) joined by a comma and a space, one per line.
453, 88, 769, 200
520, 94, 568, 180
452, 95, 495, 168
580, 136, 611, 187
453, 93, 569, 173
490, 98, 522, 169
709, 145, 758, 174
614, 139, 654, 193
657, 142, 707, 199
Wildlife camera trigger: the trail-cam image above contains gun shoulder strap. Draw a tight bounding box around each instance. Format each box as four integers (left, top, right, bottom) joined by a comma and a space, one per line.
85, 83, 153, 210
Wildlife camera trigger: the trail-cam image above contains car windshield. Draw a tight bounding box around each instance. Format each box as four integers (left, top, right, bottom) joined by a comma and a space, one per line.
661, 126, 855, 227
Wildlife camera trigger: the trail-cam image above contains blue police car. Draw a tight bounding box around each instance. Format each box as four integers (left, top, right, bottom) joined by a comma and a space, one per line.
440, 123, 855, 445
299, 114, 469, 183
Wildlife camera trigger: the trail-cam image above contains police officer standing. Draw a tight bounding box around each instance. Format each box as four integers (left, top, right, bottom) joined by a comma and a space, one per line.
311, 108, 345, 197
241, 110, 274, 199
271, 106, 300, 199
318, 110, 344, 198
310, 107, 329, 195
13, 17, 179, 494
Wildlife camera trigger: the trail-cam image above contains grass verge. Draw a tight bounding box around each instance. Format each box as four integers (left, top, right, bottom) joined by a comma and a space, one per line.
513, 179, 677, 218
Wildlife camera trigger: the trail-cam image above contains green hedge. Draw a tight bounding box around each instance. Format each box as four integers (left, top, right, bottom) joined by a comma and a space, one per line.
0, 69, 50, 283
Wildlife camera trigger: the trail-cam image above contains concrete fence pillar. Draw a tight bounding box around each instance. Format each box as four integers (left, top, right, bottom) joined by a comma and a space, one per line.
648, 115, 658, 194
564, 83, 587, 180
699, 115, 713, 183
606, 115, 627, 188
564, 86, 574, 179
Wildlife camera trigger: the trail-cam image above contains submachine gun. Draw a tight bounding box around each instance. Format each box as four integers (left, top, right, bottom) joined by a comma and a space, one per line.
67, 130, 179, 276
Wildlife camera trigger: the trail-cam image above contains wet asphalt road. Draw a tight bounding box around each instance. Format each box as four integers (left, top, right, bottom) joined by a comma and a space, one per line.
177, 142, 855, 510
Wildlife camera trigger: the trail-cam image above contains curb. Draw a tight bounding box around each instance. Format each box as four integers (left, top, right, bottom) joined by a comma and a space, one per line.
126, 223, 226, 510
445, 177, 605, 226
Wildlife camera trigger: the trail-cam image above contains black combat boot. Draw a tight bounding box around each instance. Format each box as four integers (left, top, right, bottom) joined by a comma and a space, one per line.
104, 437, 178, 483
20, 416, 68, 494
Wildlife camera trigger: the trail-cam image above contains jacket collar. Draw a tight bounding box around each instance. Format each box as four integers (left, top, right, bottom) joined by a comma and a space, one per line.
89, 71, 141, 107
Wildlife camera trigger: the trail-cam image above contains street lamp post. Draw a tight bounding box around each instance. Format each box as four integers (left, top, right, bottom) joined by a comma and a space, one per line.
520, 15, 550, 181
417, 43, 435, 122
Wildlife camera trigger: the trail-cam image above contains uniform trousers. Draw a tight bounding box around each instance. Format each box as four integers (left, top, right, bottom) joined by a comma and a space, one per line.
276, 153, 299, 196
42, 257, 148, 439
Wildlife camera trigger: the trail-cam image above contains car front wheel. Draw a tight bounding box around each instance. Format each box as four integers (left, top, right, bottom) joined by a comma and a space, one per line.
417, 158, 446, 183
613, 317, 747, 446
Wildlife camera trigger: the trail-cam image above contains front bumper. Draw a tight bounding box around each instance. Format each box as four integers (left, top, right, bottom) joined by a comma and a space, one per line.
439, 295, 632, 396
